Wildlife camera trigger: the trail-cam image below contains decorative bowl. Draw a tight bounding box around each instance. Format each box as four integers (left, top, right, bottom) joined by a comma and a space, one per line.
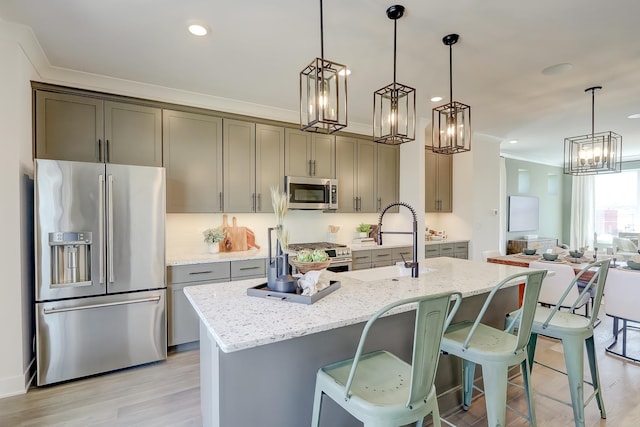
542, 253, 558, 261
569, 251, 584, 258
289, 258, 331, 274
626, 260, 640, 270
522, 249, 537, 255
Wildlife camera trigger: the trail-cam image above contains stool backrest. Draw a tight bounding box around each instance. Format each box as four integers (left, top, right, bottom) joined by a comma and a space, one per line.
529, 261, 582, 306
343, 291, 462, 408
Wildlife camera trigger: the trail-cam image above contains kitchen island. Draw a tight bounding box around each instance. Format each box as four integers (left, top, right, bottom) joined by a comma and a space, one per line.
184, 257, 534, 427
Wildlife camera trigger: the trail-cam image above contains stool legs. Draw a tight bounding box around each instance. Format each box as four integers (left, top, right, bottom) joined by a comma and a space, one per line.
585, 336, 606, 419
311, 382, 322, 427
480, 362, 509, 427
562, 336, 587, 427
462, 360, 475, 410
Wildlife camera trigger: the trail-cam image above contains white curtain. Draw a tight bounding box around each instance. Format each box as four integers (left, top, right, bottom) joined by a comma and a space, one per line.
570, 175, 595, 250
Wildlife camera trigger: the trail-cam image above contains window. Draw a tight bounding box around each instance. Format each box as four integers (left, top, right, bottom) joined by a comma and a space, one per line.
594, 169, 640, 244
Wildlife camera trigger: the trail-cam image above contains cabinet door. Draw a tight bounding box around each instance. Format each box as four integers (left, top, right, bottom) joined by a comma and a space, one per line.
255, 124, 285, 213
311, 134, 336, 178
35, 91, 103, 162
356, 139, 377, 213
105, 101, 162, 166
284, 128, 312, 177
336, 136, 357, 212
425, 150, 453, 212
437, 154, 453, 212
223, 119, 256, 212
377, 144, 399, 212
163, 110, 223, 213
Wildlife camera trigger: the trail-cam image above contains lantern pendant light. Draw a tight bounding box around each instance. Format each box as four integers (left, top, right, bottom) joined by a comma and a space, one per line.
564, 86, 622, 175
429, 34, 471, 154
300, 0, 348, 134
373, 4, 416, 145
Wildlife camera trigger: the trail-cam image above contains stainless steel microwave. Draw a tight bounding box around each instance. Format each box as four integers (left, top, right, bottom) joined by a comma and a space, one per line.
286, 176, 338, 210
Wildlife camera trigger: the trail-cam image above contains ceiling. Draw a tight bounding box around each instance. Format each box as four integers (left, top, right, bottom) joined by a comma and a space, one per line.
2, 0, 640, 166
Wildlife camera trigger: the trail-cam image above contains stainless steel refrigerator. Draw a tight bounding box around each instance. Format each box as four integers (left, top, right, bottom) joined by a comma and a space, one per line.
34, 159, 167, 386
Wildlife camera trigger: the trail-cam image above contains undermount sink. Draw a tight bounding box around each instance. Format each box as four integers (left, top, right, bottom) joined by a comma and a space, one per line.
341, 265, 435, 282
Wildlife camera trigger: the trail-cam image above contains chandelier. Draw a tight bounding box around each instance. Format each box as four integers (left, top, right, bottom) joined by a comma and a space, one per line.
564, 86, 621, 175
429, 34, 471, 154
373, 5, 416, 145
300, 0, 348, 134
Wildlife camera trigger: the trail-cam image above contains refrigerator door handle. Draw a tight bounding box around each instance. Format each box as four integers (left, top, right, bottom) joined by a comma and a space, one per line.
43, 296, 161, 314
107, 174, 115, 283
99, 174, 105, 284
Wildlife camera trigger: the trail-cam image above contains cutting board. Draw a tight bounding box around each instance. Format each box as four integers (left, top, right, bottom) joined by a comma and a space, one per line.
230, 217, 248, 251
220, 215, 259, 252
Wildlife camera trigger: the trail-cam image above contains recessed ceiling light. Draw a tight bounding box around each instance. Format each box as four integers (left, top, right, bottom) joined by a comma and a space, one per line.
541, 63, 573, 75
509, 139, 519, 144
430, 96, 443, 102
188, 24, 208, 36
628, 113, 640, 119
338, 69, 351, 76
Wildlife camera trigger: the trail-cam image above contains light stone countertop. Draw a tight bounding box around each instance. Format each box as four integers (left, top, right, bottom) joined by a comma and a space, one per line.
166, 248, 269, 266
183, 257, 534, 353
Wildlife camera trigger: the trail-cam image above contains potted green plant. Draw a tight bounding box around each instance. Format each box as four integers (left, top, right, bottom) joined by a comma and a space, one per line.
203, 227, 226, 253
356, 223, 372, 238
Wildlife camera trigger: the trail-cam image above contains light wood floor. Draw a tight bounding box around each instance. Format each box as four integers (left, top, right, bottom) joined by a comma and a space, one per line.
1, 315, 639, 426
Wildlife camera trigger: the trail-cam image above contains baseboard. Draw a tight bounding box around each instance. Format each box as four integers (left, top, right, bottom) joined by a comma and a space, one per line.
0, 357, 35, 399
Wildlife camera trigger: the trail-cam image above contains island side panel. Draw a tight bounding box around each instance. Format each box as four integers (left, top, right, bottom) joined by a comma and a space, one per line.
199, 285, 519, 427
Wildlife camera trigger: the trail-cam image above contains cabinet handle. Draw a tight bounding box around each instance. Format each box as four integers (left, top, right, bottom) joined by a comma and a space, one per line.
219, 192, 223, 211
257, 193, 261, 211
357, 197, 362, 211
375, 253, 390, 258
308, 160, 312, 176
189, 271, 214, 275
239, 266, 260, 271
252, 193, 256, 211
105, 139, 110, 163
97, 139, 102, 163
377, 197, 381, 212
312, 160, 316, 176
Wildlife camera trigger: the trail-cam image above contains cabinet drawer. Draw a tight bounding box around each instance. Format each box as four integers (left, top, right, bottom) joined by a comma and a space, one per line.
371, 248, 392, 261
425, 245, 440, 258
167, 262, 230, 284
372, 260, 393, 268
454, 242, 469, 252
352, 251, 372, 264
392, 246, 413, 262
439, 243, 455, 256
231, 259, 266, 280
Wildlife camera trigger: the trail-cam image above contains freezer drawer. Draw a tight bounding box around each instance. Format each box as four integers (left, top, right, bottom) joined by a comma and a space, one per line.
36, 289, 166, 386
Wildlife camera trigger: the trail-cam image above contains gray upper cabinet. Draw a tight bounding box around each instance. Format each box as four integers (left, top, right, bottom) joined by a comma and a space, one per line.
163, 110, 223, 213
35, 90, 162, 166
425, 150, 452, 212
35, 91, 104, 162
223, 119, 256, 212
336, 136, 376, 213
376, 144, 399, 212
255, 124, 285, 213
284, 128, 335, 178
104, 101, 162, 166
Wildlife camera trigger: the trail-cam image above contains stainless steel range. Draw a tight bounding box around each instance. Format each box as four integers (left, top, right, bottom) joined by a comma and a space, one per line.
288, 242, 352, 272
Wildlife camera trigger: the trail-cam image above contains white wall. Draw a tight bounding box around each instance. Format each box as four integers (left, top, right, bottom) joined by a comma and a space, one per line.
0, 20, 40, 397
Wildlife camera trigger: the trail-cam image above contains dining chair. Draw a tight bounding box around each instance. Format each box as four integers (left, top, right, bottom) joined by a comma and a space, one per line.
529, 261, 591, 317
440, 269, 546, 427
311, 291, 462, 427
510, 259, 611, 427
604, 268, 640, 362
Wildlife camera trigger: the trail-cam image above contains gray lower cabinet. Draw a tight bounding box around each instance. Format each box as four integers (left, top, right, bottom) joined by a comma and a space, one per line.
352, 246, 411, 270
163, 110, 223, 212
167, 259, 266, 346
35, 89, 162, 166
425, 241, 469, 259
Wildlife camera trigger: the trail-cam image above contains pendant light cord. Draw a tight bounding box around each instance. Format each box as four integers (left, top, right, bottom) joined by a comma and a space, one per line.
319, 0, 324, 61
393, 18, 397, 83
591, 88, 595, 138
449, 43, 453, 104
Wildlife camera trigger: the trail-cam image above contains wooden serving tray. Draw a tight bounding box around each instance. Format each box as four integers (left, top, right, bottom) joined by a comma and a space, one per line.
246, 281, 341, 304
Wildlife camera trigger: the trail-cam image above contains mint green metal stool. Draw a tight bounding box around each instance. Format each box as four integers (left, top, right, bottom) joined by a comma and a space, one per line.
440, 270, 546, 427
310, 292, 462, 427
518, 259, 611, 427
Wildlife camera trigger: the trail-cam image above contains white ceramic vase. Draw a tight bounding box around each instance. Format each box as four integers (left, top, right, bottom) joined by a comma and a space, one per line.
208, 243, 220, 254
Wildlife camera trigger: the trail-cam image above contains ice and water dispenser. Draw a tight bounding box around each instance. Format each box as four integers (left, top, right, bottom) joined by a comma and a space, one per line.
49, 232, 92, 286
